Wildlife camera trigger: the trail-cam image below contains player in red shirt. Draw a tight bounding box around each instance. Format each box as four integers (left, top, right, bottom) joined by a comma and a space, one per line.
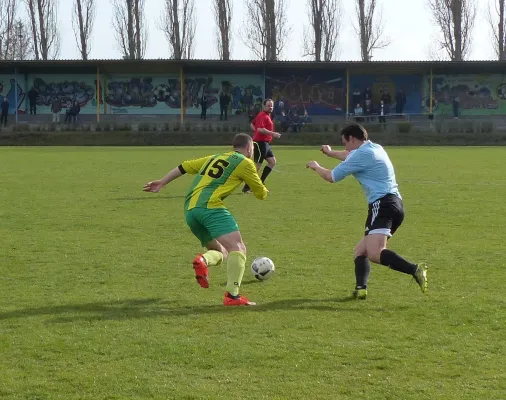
242, 99, 281, 193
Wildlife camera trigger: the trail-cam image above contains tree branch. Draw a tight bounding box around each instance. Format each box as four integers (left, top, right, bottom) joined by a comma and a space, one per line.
241, 0, 291, 61
111, 0, 146, 59
426, 0, 476, 61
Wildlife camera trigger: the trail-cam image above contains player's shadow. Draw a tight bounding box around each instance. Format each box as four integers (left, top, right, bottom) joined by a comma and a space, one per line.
0, 298, 167, 322
112, 192, 245, 201
240, 279, 264, 286
0, 296, 409, 324
112, 194, 187, 201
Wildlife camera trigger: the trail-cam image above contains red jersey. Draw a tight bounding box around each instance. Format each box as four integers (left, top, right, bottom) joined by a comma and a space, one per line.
252, 111, 274, 143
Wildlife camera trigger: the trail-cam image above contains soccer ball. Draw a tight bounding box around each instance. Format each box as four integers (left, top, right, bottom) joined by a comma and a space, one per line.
251, 257, 275, 280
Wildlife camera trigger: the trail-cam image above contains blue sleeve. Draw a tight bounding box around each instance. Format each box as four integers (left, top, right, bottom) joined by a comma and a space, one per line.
331, 150, 369, 182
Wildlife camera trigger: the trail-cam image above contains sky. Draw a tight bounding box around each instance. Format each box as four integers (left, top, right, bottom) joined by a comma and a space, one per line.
49, 0, 495, 61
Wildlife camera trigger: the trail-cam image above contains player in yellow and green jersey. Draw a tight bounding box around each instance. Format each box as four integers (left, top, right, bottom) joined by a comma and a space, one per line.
143, 133, 268, 306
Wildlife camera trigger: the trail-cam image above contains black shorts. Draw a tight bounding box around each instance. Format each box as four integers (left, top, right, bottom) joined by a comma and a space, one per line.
253, 141, 274, 164
364, 194, 404, 238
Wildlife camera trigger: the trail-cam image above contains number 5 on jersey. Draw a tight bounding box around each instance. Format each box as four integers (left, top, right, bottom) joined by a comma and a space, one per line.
200, 159, 230, 179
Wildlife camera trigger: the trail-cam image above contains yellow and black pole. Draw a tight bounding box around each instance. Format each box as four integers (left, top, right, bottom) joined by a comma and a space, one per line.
104, 75, 108, 114
346, 67, 350, 118
14, 67, 18, 124
96, 65, 100, 123
180, 64, 184, 123
429, 68, 433, 114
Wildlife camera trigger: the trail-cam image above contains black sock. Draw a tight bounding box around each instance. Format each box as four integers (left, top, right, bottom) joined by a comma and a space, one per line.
380, 249, 417, 275
260, 166, 272, 182
354, 256, 371, 289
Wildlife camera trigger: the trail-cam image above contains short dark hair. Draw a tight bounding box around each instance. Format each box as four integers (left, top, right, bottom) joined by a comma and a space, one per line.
232, 133, 253, 149
263, 98, 273, 105
340, 124, 368, 141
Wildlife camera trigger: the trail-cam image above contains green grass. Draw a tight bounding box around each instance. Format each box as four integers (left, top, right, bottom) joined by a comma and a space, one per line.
1, 145, 505, 400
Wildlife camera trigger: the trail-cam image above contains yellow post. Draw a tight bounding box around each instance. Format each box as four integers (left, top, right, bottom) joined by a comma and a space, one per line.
429, 68, 433, 114
346, 68, 350, 118
180, 64, 184, 123
104, 75, 108, 114
96, 66, 100, 123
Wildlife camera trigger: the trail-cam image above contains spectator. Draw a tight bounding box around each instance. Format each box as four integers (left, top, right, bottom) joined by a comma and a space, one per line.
288, 110, 305, 133
380, 89, 392, 107
364, 100, 372, 118
289, 110, 300, 133
354, 103, 364, 123
51, 98, 62, 123
301, 106, 311, 123
452, 95, 460, 119
28, 88, 38, 115
380, 90, 391, 115
352, 88, 362, 109
64, 100, 73, 123
279, 110, 290, 133
364, 87, 372, 103
395, 90, 407, 114
1, 97, 9, 127
379, 100, 386, 124
247, 105, 255, 123
200, 93, 208, 120
219, 91, 230, 121
296, 102, 306, 116
70, 101, 80, 123
273, 100, 285, 118
277, 108, 308, 133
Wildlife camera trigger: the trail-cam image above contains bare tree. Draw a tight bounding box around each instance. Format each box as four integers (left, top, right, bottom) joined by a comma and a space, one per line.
25, 0, 38, 59
213, 0, 232, 60
0, 2, 33, 61
9, 19, 33, 59
486, 0, 505, 60
159, 0, 196, 59
242, 0, 291, 61
427, 0, 476, 61
302, 0, 342, 61
24, 0, 60, 60
354, 0, 390, 61
0, 0, 18, 59
111, 0, 147, 59
72, 0, 95, 60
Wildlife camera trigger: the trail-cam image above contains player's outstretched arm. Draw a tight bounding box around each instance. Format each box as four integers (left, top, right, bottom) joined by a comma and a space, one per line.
320, 145, 349, 161
143, 156, 211, 193
306, 161, 333, 182
143, 166, 184, 192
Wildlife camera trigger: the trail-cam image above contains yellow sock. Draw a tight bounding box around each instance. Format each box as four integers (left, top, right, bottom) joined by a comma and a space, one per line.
225, 251, 246, 296
203, 250, 223, 267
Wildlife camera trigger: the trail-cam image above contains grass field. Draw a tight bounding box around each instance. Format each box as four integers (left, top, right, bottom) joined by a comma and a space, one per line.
1, 145, 505, 400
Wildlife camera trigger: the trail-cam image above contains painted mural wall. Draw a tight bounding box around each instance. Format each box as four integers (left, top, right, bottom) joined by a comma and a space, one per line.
265, 71, 346, 115
0, 74, 104, 115
424, 74, 506, 116
105, 74, 265, 115
5, 71, 506, 117
0, 75, 25, 114
26, 74, 103, 114
349, 75, 422, 114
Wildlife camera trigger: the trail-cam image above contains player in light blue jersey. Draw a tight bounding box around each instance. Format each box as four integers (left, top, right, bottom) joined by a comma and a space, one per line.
306, 124, 427, 299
